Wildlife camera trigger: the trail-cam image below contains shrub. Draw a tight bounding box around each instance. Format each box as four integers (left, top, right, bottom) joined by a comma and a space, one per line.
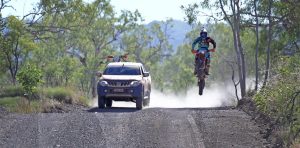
44, 87, 73, 104
254, 56, 300, 147
0, 86, 25, 98
40, 99, 62, 113
42, 87, 90, 106
14, 98, 41, 113
0, 87, 90, 113
0, 97, 20, 109
0, 97, 41, 113
77, 96, 89, 106
17, 64, 42, 99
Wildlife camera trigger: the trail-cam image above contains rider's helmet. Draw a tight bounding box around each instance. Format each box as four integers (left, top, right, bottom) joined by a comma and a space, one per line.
200, 28, 207, 38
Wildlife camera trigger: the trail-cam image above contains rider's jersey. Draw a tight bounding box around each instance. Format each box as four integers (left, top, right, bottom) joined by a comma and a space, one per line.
192, 37, 216, 50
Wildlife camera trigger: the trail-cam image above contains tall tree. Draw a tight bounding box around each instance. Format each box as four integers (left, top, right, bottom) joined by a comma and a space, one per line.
119, 20, 173, 91
28, 0, 141, 97
254, 0, 259, 91
0, 16, 37, 84
182, 0, 247, 99
262, 0, 273, 87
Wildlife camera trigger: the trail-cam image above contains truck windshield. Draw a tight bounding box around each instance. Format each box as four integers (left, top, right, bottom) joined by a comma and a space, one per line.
103, 65, 141, 75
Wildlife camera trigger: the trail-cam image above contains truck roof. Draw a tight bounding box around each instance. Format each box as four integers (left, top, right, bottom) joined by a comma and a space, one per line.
107, 62, 143, 67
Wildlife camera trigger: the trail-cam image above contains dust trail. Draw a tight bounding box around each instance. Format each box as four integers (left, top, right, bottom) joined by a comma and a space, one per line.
92, 84, 238, 108
149, 77, 255, 108
149, 84, 237, 108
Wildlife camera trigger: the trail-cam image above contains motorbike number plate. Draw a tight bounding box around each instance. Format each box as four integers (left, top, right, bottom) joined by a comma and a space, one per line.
114, 88, 124, 93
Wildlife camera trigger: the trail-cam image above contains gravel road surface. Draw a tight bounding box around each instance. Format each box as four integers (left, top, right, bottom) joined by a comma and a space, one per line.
0, 107, 267, 148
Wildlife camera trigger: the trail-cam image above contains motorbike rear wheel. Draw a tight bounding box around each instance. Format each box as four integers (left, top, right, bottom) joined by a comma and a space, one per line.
198, 79, 205, 95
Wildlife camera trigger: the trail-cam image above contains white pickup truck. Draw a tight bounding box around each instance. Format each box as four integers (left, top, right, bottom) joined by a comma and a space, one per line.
97, 62, 151, 110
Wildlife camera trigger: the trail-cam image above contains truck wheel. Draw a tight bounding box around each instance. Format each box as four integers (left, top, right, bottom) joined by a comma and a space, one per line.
136, 94, 144, 110
143, 93, 150, 106
98, 96, 105, 108
106, 99, 112, 108
147, 93, 151, 106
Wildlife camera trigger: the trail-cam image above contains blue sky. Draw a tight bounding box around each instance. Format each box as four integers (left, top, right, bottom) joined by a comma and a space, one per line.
2, 0, 202, 23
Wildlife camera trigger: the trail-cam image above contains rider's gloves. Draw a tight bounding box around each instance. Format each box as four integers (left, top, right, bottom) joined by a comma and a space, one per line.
191, 49, 197, 54
209, 48, 216, 52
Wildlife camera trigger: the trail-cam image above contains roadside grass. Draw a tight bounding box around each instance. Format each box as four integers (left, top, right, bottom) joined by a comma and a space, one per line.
0, 86, 90, 113
0, 97, 20, 109
14, 98, 41, 113
75, 94, 90, 106
42, 87, 89, 105
0, 86, 24, 98
43, 87, 74, 104
0, 97, 41, 113
40, 99, 63, 113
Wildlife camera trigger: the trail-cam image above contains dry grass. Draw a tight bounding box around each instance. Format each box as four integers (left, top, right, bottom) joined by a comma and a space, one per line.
0, 87, 90, 113
42, 87, 89, 106
0, 97, 42, 113
0, 86, 25, 98
40, 99, 62, 113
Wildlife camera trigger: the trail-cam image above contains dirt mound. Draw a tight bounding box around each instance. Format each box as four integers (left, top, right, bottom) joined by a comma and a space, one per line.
42, 103, 88, 113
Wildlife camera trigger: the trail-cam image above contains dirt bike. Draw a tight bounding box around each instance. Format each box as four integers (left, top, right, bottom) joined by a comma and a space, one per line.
106, 53, 129, 62
192, 49, 212, 96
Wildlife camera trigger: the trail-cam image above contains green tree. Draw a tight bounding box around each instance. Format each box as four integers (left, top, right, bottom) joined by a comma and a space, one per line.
0, 16, 37, 85
182, 0, 248, 100
26, 0, 141, 97
17, 64, 42, 98
120, 20, 173, 68
119, 20, 173, 92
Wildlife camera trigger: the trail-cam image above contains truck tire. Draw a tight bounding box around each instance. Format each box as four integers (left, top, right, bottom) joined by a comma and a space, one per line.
98, 96, 105, 108
106, 98, 112, 108
136, 93, 144, 110
143, 93, 150, 106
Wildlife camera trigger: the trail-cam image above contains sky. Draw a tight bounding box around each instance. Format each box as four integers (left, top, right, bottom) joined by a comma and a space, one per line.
110, 0, 199, 23
2, 0, 201, 24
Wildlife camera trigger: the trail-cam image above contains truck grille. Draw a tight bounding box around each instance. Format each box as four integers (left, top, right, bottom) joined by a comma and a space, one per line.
107, 80, 131, 87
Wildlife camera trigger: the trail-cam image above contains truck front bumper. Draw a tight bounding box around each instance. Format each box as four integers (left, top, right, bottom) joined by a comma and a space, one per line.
97, 84, 143, 100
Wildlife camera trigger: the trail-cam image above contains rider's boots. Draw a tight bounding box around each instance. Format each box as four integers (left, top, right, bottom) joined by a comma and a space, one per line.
205, 59, 210, 75
194, 58, 197, 75
205, 65, 210, 75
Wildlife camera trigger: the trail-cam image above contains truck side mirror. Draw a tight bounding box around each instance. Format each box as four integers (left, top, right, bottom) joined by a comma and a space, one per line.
143, 72, 150, 77
96, 71, 102, 77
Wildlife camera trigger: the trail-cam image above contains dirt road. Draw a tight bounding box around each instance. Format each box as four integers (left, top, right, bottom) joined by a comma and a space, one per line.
0, 107, 267, 148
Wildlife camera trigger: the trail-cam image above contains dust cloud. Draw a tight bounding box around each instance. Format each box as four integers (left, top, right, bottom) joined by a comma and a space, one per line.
149, 77, 256, 108
92, 83, 238, 108
149, 84, 237, 108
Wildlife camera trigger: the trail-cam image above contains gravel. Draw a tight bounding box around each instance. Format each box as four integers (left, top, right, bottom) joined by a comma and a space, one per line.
0, 107, 269, 148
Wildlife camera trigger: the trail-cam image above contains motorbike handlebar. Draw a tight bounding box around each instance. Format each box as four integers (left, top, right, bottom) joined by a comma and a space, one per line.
209, 48, 216, 52
191, 48, 216, 55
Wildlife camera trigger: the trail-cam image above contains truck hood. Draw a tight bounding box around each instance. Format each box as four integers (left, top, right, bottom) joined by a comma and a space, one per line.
102, 75, 142, 81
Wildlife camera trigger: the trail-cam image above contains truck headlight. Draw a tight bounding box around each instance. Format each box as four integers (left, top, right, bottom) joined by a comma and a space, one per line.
99, 80, 108, 86
130, 81, 140, 87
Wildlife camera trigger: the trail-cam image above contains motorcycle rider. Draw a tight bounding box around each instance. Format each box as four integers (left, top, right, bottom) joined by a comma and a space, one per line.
107, 53, 129, 62
191, 28, 216, 75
